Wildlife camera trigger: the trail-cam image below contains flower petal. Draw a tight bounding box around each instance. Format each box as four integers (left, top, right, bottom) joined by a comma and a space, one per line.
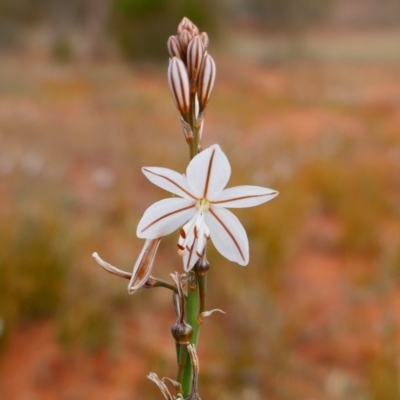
186, 144, 231, 199
210, 185, 279, 208
142, 167, 196, 200
137, 198, 196, 239
182, 242, 200, 271
205, 206, 249, 265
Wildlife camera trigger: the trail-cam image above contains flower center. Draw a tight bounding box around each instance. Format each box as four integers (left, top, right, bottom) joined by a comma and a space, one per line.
195, 198, 210, 213
177, 199, 211, 265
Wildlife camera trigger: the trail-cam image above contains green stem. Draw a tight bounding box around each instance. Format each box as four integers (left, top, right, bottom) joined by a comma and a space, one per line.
150, 278, 178, 292
197, 272, 207, 321
181, 271, 201, 396
180, 88, 202, 397
176, 343, 189, 383
188, 92, 199, 159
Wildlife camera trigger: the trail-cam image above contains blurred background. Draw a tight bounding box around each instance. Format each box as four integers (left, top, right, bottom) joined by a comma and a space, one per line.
0, 0, 400, 399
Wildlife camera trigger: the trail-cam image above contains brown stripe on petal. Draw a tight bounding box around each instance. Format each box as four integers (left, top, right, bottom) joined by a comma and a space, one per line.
139, 204, 194, 234
210, 191, 278, 205
209, 208, 245, 262
184, 241, 195, 271
143, 168, 197, 200
177, 61, 190, 113
180, 227, 186, 239
203, 146, 216, 198
187, 36, 204, 80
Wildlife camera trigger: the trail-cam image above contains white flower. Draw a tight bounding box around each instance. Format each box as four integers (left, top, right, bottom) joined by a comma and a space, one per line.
137, 144, 278, 271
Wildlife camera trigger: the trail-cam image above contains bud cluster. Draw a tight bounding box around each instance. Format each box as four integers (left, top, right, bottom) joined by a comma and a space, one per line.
167, 17, 216, 142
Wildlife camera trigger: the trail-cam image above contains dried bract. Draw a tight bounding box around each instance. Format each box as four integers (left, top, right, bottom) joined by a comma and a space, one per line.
185, 345, 201, 400
147, 373, 175, 400
180, 116, 194, 142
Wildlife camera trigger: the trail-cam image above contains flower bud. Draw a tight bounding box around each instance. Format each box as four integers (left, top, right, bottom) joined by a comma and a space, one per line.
194, 256, 209, 276
199, 32, 209, 51
167, 35, 183, 60
177, 17, 199, 36
171, 321, 193, 345
187, 36, 204, 81
178, 30, 192, 55
168, 57, 190, 115
197, 54, 216, 110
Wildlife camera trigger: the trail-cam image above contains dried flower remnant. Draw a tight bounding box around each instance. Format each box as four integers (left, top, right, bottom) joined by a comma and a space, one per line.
92, 238, 161, 294
137, 144, 278, 271
185, 345, 201, 400
147, 373, 180, 400
171, 273, 193, 345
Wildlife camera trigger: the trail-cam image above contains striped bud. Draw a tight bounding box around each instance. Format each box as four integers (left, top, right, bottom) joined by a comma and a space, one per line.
187, 36, 204, 81
199, 32, 209, 50
167, 35, 184, 60
177, 17, 199, 36
178, 30, 192, 55
197, 54, 216, 110
168, 57, 190, 115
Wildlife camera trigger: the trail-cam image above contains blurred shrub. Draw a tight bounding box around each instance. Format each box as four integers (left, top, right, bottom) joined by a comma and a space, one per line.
57, 297, 114, 353
109, 0, 219, 60
0, 211, 73, 348
0, 0, 46, 24
52, 36, 74, 62
238, 0, 335, 31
